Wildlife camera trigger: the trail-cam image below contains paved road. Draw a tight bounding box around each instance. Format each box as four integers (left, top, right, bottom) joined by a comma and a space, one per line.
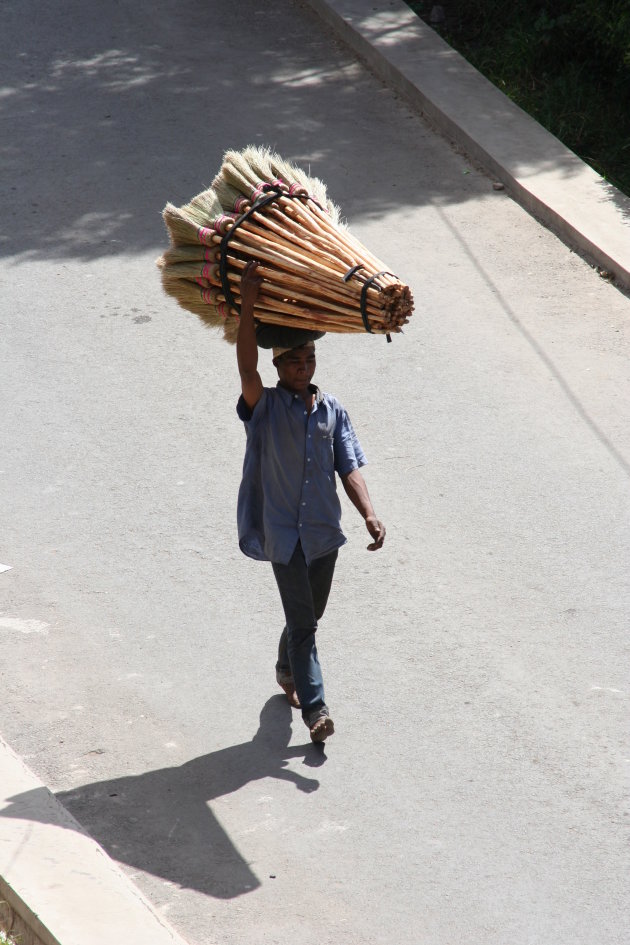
1, 2, 629, 943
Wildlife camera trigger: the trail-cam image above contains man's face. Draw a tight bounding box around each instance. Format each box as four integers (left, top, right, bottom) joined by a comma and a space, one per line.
276, 346, 316, 393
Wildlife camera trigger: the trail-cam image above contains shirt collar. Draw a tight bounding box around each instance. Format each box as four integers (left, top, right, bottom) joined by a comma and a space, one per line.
275, 382, 323, 406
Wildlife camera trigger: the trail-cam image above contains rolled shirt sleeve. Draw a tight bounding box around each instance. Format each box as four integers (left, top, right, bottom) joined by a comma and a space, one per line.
332, 401, 367, 477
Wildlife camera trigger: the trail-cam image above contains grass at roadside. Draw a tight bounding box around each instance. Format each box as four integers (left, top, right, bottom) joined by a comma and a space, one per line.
405, 1, 630, 196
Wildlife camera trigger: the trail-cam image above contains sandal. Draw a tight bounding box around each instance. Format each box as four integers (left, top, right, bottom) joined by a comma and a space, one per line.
304, 708, 334, 743
276, 671, 300, 709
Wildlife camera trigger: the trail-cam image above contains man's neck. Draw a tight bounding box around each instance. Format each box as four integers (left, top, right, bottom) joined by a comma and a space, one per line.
280, 381, 316, 408
302, 388, 315, 410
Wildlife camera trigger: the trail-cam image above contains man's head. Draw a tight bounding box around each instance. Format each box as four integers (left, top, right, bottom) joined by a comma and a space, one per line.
273, 342, 316, 393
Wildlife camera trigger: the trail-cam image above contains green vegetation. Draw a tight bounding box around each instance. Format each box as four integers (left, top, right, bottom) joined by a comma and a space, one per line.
406, 1, 630, 194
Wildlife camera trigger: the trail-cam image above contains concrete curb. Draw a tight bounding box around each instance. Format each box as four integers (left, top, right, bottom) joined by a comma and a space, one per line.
304, 0, 630, 290
0, 738, 190, 945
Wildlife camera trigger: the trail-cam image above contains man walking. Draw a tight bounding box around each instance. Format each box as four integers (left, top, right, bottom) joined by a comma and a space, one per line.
236, 262, 385, 742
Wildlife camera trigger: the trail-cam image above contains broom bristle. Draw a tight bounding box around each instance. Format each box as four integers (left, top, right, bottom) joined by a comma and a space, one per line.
160, 260, 221, 284
241, 145, 276, 185
268, 153, 308, 190
157, 244, 217, 267
182, 187, 223, 226
162, 275, 234, 307
236, 146, 342, 224
213, 176, 251, 213
267, 151, 339, 221
222, 318, 239, 344
160, 270, 239, 343
220, 149, 261, 196
217, 147, 342, 223
162, 190, 229, 247
162, 203, 204, 246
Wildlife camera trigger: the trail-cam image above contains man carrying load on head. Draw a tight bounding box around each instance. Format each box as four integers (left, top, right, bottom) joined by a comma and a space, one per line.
235, 261, 386, 743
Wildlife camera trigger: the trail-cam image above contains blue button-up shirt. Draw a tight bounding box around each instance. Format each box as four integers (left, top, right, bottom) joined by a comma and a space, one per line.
236, 383, 367, 565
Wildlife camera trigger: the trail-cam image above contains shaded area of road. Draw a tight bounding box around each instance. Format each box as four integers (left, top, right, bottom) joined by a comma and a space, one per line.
1, 0, 590, 265
3, 697, 327, 900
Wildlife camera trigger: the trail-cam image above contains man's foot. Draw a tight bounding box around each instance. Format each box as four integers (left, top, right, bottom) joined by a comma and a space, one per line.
276, 671, 300, 709
304, 707, 334, 743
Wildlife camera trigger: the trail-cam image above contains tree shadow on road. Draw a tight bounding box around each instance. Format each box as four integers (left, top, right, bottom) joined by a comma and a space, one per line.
0, 0, 531, 266
1, 696, 326, 899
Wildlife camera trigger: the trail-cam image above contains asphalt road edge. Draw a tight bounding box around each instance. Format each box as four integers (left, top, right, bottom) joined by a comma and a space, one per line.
304, 0, 630, 290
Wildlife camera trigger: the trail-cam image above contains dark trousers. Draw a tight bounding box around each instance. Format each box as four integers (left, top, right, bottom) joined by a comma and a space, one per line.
272, 542, 338, 716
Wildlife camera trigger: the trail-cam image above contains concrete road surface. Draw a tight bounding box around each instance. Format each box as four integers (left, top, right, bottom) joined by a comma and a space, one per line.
1, 1, 629, 943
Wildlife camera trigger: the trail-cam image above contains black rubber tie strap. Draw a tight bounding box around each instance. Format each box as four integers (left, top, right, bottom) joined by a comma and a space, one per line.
360, 270, 395, 336
343, 263, 365, 283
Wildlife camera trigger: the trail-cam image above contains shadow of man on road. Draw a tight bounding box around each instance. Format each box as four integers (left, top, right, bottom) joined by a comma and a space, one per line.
2, 696, 325, 899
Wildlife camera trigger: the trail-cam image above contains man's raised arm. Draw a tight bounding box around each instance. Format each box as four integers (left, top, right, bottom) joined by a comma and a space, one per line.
237, 261, 264, 410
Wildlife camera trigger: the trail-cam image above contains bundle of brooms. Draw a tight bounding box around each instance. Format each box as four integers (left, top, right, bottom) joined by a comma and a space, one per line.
157, 146, 414, 345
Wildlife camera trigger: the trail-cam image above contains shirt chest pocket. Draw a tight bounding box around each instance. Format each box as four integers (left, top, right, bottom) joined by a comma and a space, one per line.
316, 421, 335, 471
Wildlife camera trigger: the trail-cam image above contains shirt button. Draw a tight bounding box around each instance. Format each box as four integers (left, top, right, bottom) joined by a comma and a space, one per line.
299, 523, 303, 527
305, 480, 309, 484
308, 434, 311, 438
301, 501, 306, 506
307, 458, 311, 463
303, 411, 307, 415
